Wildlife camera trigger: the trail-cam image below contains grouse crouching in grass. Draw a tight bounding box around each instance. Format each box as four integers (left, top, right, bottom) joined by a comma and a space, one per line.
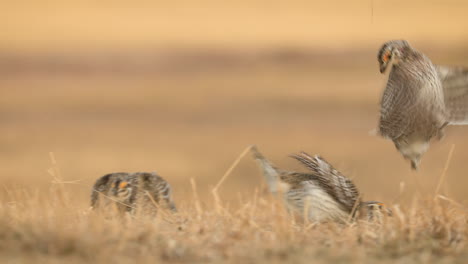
91, 172, 177, 216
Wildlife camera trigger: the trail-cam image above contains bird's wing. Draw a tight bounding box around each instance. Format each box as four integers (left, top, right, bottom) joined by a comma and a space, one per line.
289, 152, 360, 213
251, 146, 281, 195
378, 75, 419, 139
135, 172, 177, 211
436, 65, 468, 125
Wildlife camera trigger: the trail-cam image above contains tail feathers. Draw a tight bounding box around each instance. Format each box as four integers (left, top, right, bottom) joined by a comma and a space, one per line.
160, 182, 177, 212
250, 145, 280, 194
90, 191, 99, 208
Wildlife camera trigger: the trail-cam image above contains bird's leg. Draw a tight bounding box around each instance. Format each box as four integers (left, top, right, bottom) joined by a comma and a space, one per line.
410, 158, 420, 170
437, 122, 449, 140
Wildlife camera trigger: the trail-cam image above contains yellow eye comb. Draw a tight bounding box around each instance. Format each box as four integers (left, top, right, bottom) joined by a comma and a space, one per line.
119, 181, 128, 189
383, 52, 390, 62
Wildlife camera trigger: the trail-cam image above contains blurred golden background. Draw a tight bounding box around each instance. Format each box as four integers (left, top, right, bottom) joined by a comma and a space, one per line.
1, 0, 468, 207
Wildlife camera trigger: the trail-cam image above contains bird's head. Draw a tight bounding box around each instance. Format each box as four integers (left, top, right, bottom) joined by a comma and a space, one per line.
378, 40, 410, 73
111, 177, 133, 201
359, 201, 393, 221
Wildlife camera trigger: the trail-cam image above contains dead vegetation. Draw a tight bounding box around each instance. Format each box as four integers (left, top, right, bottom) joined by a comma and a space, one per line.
1, 180, 467, 263
0, 148, 467, 263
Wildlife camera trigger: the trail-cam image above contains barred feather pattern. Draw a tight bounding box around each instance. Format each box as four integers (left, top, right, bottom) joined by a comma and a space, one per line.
251, 147, 390, 222
90, 172, 177, 215
289, 152, 360, 213
283, 179, 350, 222
135, 172, 177, 212
379, 48, 446, 141
437, 65, 468, 124
377, 40, 449, 169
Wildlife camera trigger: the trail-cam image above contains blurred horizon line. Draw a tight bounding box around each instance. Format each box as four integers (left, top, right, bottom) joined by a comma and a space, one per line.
1, 44, 467, 76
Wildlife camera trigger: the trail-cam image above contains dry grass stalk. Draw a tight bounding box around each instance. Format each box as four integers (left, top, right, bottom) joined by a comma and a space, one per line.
212, 145, 254, 214
434, 144, 456, 196
0, 182, 467, 263
190, 177, 203, 220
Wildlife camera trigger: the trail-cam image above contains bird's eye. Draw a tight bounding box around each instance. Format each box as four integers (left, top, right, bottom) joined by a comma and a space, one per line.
382, 52, 391, 62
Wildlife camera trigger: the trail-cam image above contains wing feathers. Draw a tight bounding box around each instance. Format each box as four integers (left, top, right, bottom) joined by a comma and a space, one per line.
437, 65, 468, 124
289, 152, 360, 213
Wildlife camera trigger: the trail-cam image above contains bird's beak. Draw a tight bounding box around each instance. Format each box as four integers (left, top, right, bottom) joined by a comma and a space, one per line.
380, 63, 387, 74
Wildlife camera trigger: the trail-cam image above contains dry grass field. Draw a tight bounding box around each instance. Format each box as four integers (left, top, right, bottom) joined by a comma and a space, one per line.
1, 1, 468, 263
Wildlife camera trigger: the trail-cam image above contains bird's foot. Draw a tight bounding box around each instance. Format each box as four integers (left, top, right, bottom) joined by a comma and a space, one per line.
411, 159, 420, 171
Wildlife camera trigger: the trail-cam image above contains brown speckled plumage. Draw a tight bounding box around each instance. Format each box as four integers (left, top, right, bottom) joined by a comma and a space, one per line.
437, 66, 468, 124
90, 172, 177, 215
288, 152, 360, 213
377, 40, 468, 169
251, 146, 390, 222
